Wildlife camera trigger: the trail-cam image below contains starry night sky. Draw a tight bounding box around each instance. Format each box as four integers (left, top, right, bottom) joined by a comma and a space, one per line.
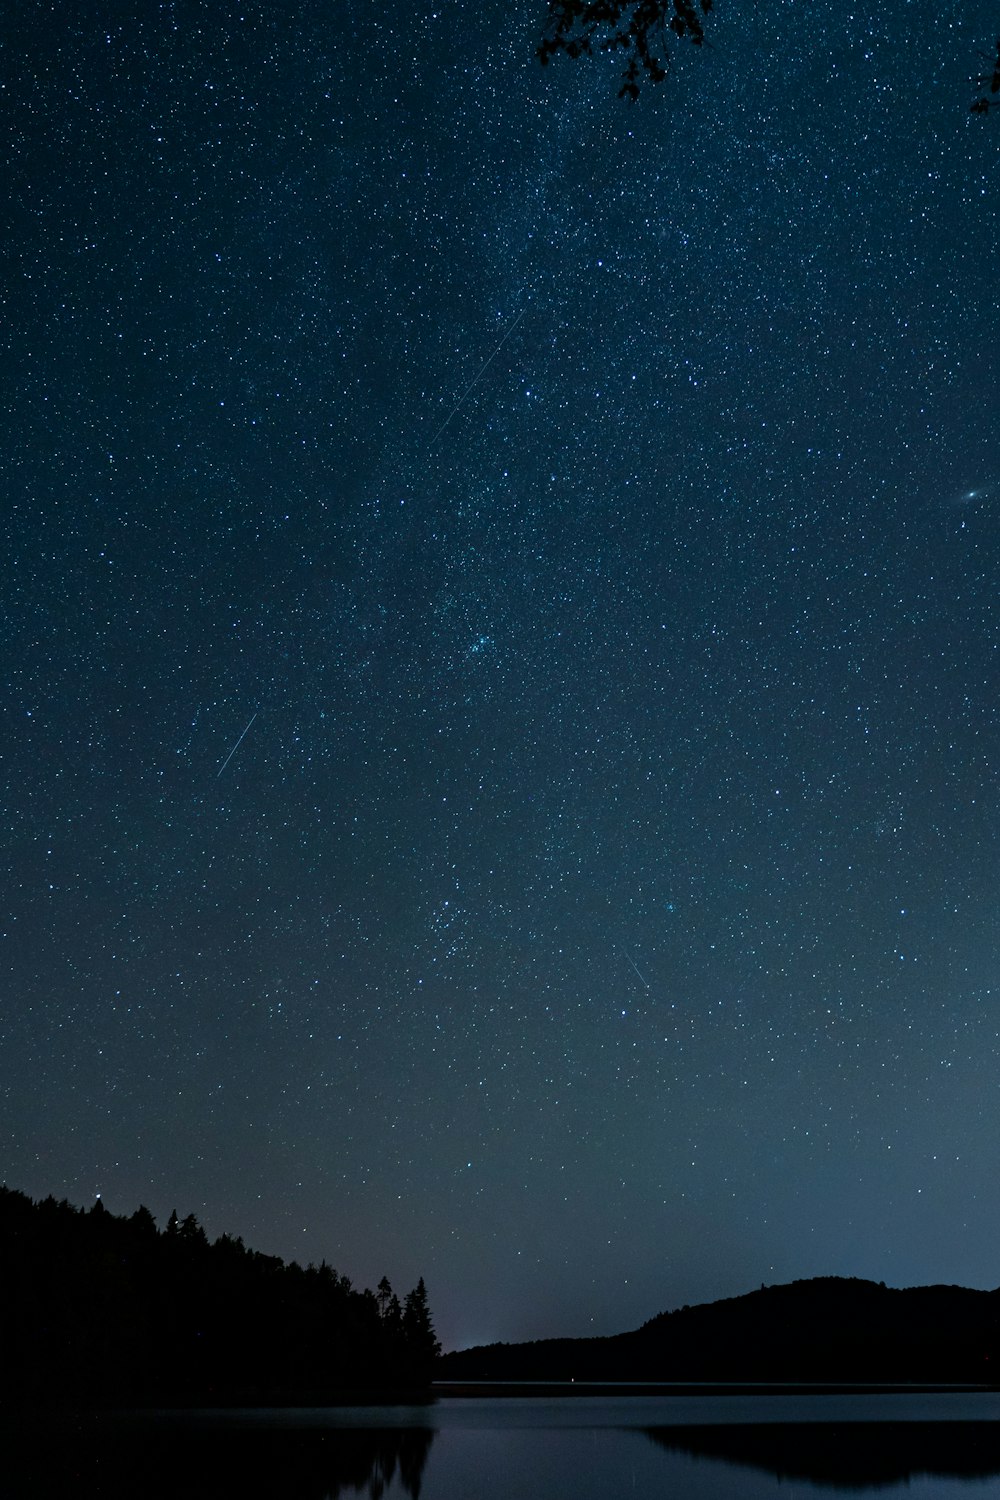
4, 0, 1000, 1351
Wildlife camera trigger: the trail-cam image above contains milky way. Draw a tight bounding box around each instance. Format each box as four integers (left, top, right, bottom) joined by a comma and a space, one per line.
3, 0, 1000, 1349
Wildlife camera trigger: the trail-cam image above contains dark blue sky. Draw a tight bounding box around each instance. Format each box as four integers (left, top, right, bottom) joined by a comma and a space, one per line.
3, 0, 1000, 1350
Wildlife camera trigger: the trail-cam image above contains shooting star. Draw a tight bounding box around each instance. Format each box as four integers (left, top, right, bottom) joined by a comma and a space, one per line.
428, 302, 529, 447
217, 710, 258, 778
619, 947, 651, 988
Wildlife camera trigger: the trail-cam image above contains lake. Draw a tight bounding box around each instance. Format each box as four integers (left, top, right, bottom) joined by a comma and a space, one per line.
9, 1389, 1000, 1499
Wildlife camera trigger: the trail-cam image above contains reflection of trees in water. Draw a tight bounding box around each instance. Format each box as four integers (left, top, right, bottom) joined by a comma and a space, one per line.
0, 1420, 435, 1500
293, 1428, 435, 1500
643, 1422, 1000, 1490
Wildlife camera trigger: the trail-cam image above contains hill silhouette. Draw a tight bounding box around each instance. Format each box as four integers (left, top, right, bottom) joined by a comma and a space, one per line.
0, 1185, 439, 1405
439, 1277, 1000, 1383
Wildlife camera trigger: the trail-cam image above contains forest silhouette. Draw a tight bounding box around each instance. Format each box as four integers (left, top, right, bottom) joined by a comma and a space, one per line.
0, 1185, 439, 1405
8, 1179, 1000, 1405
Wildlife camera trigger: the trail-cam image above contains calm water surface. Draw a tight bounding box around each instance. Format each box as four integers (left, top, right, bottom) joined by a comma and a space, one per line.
11, 1391, 1000, 1499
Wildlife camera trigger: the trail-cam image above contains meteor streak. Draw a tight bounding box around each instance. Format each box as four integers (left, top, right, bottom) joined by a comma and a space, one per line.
217, 710, 258, 777
428, 303, 529, 446
620, 948, 650, 987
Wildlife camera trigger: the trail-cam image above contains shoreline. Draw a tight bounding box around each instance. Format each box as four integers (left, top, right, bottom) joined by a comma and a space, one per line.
432, 1380, 1000, 1398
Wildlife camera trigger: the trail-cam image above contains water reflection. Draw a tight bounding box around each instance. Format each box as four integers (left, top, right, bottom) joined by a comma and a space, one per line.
643, 1422, 1000, 1489
8, 1399, 1000, 1500
1, 1418, 435, 1500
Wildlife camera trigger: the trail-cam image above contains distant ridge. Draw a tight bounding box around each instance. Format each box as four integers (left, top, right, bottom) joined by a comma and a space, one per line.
439, 1277, 1000, 1383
